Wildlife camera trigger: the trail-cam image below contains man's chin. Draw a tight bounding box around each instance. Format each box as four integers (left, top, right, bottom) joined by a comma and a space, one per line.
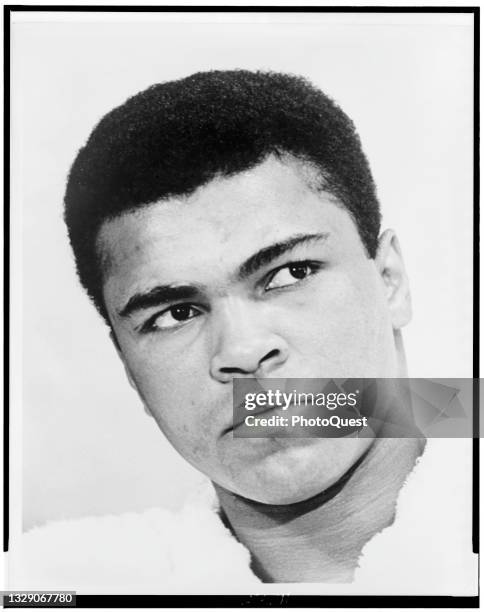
218, 436, 375, 506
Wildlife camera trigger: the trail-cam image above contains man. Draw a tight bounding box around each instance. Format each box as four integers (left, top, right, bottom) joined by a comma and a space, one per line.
12, 70, 475, 592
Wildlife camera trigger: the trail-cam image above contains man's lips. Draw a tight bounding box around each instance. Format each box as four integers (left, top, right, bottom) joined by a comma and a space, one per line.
226, 398, 317, 434
228, 400, 280, 433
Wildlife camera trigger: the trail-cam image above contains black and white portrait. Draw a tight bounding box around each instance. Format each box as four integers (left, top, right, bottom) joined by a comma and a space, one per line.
7, 7, 478, 601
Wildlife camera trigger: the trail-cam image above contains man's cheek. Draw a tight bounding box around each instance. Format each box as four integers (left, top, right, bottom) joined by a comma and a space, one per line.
128, 344, 197, 395
296, 278, 365, 337
150, 401, 206, 459
288, 281, 380, 364
145, 385, 215, 458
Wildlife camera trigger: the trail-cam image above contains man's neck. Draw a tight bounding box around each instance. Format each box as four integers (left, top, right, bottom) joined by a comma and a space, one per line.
214, 438, 426, 583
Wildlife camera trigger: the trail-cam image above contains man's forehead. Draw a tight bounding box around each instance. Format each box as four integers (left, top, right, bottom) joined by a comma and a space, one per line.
96, 156, 361, 292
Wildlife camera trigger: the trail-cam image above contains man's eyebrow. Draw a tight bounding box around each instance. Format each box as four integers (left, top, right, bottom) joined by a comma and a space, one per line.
118, 285, 201, 319
117, 233, 328, 319
236, 233, 330, 281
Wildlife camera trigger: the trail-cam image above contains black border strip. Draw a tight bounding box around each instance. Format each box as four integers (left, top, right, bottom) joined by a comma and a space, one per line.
70, 595, 482, 608
473, 5, 480, 557
4, 5, 479, 608
4, 4, 10, 555
2, 5, 481, 12
3, 595, 480, 608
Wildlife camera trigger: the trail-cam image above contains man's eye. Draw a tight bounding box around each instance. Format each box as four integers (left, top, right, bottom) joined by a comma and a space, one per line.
143, 304, 201, 332
265, 262, 319, 291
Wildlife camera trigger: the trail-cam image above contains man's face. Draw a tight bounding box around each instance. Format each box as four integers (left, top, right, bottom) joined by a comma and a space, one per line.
99, 155, 407, 504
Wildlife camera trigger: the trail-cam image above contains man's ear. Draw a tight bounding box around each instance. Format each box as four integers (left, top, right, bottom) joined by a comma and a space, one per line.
108, 330, 154, 419
375, 229, 412, 329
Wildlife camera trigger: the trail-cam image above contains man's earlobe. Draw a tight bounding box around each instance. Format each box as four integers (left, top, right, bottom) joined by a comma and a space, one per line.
108, 330, 154, 419
375, 229, 412, 329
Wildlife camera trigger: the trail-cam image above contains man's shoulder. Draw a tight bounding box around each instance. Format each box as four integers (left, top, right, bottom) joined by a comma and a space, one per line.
355, 438, 477, 594
12, 487, 258, 592
10, 441, 477, 594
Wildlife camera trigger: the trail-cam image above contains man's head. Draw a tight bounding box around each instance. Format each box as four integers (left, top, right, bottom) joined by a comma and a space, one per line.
65, 70, 381, 321
64, 70, 411, 504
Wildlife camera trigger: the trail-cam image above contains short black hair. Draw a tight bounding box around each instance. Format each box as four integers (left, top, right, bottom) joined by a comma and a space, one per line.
64, 69, 381, 322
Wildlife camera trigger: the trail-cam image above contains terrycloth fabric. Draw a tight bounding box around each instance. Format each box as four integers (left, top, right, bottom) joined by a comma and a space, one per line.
8, 439, 477, 595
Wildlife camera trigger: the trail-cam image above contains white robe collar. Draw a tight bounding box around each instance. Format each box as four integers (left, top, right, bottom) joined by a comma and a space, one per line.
10, 439, 477, 595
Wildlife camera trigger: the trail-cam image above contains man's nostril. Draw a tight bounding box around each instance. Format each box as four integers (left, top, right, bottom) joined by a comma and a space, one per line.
262, 349, 280, 362
220, 366, 248, 375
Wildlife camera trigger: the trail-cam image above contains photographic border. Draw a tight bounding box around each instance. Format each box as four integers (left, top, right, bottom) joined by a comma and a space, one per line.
4, 5, 480, 608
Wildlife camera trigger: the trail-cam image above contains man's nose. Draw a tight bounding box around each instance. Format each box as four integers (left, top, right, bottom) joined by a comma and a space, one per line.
209, 298, 289, 383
